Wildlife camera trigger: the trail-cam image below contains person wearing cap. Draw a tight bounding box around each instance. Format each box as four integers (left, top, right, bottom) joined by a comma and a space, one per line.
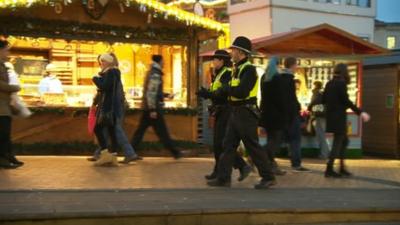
0, 40, 23, 169
207, 36, 276, 189
38, 63, 63, 95
197, 49, 251, 181
130, 55, 183, 159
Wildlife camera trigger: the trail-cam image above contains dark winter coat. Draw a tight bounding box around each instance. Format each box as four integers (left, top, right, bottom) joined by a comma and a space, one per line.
322, 76, 361, 134
259, 74, 287, 131
279, 71, 301, 126
92, 67, 124, 120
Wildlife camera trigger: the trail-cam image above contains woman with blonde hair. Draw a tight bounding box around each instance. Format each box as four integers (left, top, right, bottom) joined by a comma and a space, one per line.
91, 53, 139, 166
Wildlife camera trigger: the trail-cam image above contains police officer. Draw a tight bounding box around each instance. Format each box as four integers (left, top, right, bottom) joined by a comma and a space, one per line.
207, 36, 276, 189
197, 50, 252, 181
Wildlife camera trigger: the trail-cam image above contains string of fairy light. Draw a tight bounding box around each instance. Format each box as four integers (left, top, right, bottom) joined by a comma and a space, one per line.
0, 0, 228, 34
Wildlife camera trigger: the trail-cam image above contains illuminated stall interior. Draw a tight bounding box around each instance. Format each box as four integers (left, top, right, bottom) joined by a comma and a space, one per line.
0, 0, 228, 109
8, 37, 187, 108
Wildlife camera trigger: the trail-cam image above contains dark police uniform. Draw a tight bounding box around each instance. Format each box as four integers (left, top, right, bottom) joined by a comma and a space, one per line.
199, 64, 249, 179
207, 36, 276, 188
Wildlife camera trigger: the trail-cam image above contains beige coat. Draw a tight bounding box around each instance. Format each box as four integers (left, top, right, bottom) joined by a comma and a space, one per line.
0, 63, 20, 116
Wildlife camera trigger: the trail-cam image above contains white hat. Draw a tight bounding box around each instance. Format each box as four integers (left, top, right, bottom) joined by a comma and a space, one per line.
99, 53, 114, 63
45, 63, 57, 72
4, 62, 14, 70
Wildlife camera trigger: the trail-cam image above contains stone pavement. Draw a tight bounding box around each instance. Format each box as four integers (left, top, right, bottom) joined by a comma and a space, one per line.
0, 156, 399, 190
0, 157, 399, 224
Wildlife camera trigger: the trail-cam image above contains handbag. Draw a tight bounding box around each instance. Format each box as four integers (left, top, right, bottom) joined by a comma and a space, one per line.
311, 104, 325, 117
88, 106, 97, 136
96, 75, 117, 127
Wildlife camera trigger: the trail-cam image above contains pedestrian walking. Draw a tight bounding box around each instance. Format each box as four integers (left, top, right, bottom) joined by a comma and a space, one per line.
89, 53, 140, 165
0, 40, 23, 169
323, 63, 370, 178
130, 55, 183, 159
207, 36, 276, 189
308, 81, 330, 159
197, 49, 251, 181
280, 57, 310, 172
259, 56, 287, 176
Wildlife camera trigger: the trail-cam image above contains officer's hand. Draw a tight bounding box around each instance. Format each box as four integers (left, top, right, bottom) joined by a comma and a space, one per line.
197, 87, 210, 99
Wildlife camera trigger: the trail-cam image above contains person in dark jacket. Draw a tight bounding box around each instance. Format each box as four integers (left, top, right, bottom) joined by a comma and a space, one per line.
280, 57, 310, 172
308, 81, 330, 159
92, 53, 126, 165
322, 63, 370, 177
207, 36, 276, 189
197, 49, 251, 181
0, 40, 22, 169
130, 55, 182, 159
89, 53, 139, 164
259, 56, 286, 176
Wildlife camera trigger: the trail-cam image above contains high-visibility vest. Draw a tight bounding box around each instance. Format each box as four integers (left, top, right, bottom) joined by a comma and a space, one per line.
210, 67, 231, 92
229, 61, 259, 101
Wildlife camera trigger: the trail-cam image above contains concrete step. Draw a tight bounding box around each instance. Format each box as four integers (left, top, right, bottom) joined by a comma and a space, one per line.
1, 189, 399, 225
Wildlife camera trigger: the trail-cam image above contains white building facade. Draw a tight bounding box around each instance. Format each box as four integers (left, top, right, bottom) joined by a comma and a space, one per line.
228, 0, 376, 41
374, 20, 400, 50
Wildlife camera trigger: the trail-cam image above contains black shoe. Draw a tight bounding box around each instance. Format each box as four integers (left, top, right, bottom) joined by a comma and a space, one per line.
238, 165, 252, 182
292, 166, 311, 172
207, 179, 231, 187
325, 169, 342, 178
173, 151, 183, 160
340, 169, 353, 177
119, 155, 141, 164
0, 162, 21, 169
9, 158, 24, 166
87, 157, 98, 162
205, 172, 217, 180
254, 179, 277, 189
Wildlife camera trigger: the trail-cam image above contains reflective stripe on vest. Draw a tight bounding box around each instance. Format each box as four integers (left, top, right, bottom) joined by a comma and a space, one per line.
210, 67, 231, 92
229, 61, 259, 101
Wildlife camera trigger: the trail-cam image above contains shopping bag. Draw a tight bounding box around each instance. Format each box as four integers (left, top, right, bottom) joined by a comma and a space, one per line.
88, 106, 97, 136
10, 94, 32, 118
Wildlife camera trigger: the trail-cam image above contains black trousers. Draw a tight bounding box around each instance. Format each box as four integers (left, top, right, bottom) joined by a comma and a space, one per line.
212, 107, 248, 174
131, 110, 180, 156
327, 133, 349, 168
94, 123, 118, 152
265, 129, 283, 166
0, 116, 14, 161
218, 106, 275, 182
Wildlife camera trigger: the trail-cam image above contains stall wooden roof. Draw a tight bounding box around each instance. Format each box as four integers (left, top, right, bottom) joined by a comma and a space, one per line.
252, 23, 390, 57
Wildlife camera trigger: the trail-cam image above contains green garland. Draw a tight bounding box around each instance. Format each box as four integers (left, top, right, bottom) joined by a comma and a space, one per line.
28, 107, 198, 116
0, 16, 190, 43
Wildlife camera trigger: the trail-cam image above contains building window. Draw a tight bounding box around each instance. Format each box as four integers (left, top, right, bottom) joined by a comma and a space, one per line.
387, 36, 396, 49
314, 0, 341, 4
346, 0, 371, 7
230, 0, 249, 5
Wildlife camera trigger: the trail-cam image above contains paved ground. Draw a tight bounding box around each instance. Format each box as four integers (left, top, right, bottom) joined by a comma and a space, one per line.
0, 157, 399, 224
0, 156, 399, 190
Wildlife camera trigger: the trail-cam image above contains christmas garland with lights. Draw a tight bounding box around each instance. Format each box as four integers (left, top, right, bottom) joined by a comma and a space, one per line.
0, 16, 190, 43
0, 0, 227, 34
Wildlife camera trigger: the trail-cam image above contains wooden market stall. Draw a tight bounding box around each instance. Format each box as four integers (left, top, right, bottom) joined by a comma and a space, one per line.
362, 51, 400, 158
0, 0, 227, 147
252, 23, 389, 157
